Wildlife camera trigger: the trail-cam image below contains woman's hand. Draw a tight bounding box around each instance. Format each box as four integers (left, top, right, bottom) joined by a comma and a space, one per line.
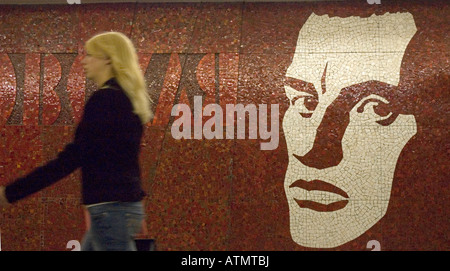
0, 186, 10, 208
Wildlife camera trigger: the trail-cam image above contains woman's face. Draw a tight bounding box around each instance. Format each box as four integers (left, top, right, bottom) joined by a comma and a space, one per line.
282, 12, 417, 248
81, 51, 110, 82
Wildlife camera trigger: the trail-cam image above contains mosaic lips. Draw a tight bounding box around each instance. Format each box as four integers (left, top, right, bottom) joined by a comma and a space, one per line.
289, 179, 349, 212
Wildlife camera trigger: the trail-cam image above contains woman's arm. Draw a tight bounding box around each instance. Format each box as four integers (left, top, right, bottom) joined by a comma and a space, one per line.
3, 135, 83, 204
2, 87, 125, 204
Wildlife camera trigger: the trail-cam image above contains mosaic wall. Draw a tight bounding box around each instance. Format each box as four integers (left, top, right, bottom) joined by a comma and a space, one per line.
0, 0, 448, 251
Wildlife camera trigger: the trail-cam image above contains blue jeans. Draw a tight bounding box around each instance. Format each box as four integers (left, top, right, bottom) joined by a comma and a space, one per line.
81, 201, 145, 251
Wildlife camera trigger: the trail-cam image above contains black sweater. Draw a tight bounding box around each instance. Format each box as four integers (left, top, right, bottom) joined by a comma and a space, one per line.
5, 78, 146, 205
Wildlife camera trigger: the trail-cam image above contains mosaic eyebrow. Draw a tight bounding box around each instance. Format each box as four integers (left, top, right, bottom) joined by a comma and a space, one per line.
284, 77, 318, 97
284, 62, 329, 97
321, 62, 328, 95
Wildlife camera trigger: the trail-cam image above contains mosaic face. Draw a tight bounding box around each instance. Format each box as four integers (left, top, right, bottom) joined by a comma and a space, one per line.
282, 12, 418, 248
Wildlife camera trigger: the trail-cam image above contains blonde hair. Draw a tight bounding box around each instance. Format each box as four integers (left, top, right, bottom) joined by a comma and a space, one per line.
85, 32, 152, 124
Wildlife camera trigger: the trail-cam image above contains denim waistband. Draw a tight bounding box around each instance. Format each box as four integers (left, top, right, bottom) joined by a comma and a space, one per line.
86, 201, 144, 213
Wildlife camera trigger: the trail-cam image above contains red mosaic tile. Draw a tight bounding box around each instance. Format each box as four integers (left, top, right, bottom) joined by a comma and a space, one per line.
0, 197, 42, 251
217, 53, 239, 106
42, 54, 62, 126
66, 54, 85, 124
2, 126, 43, 191
139, 126, 166, 194
188, 3, 242, 53
0, 127, 6, 183
40, 197, 84, 251
0, 54, 17, 126
5, 54, 25, 125
0, 5, 78, 53
229, 139, 290, 250
23, 53, 40, 126
76, 3, 135, 54
146, 135, 233, 250
240, 2, 312, 54
131, 3, 200, 53
237, 53, 291, 106
145, 53, 184, 128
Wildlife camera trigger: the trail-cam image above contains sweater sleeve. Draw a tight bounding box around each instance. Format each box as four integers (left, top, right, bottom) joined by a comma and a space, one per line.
4, 88, 124, 204
4, 141, 83, 203
3, 92, 106, 204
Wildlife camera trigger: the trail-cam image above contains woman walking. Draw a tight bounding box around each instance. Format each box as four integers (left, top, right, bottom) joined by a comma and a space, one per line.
0, 32, 152, 251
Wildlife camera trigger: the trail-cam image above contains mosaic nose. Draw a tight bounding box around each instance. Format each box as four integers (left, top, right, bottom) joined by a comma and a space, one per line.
294, 102, 350, 169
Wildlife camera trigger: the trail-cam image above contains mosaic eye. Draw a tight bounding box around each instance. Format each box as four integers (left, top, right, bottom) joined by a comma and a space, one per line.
303, 96, 318, 112
284, 77, 319, 119
356, 95, 399, 126
292, 94, 317, 118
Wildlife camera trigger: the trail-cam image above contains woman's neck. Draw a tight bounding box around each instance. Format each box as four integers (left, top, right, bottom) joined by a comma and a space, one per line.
95, 74, 114, 88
